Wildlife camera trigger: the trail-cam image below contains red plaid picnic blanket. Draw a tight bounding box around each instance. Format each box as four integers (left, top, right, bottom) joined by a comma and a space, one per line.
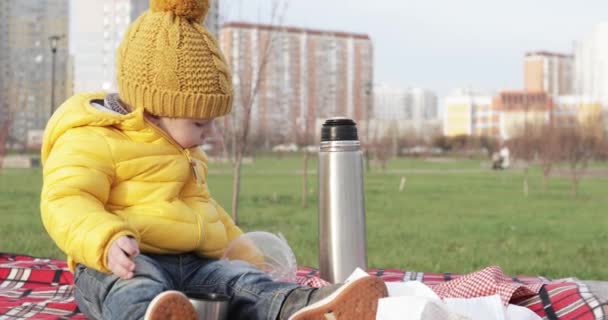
1, 253, 606, 320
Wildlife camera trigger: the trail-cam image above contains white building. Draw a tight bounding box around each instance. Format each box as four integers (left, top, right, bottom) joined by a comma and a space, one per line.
409, 87, 440, 122
373, 84, 407, 120
70, 0, 220, 93
373, 85, 440, 138
574, 22, 608, 108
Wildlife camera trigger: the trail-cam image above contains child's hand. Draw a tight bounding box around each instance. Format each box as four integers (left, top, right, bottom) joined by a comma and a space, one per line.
107, 236, 139, 280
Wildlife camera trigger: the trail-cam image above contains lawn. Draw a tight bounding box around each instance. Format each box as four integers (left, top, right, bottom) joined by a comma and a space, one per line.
1, 155, 607, 280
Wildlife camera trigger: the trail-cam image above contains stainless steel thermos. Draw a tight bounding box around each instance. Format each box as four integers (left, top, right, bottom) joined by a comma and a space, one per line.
187, 293, 229, 320
318, 118, 368, 283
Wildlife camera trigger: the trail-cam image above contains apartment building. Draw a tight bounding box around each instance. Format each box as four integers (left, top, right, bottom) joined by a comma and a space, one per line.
220, 22, 373, 145
0, 0, 69, 145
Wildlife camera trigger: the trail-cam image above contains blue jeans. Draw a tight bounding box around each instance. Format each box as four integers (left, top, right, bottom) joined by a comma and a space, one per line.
73, 253, 301, 320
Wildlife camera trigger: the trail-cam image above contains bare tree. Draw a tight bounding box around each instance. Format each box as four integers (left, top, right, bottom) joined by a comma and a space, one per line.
299, 40, 337, 208
364, 82, 373, 172
0, 106, 10, 170
536, 123, 559, 189
368, 121, 395, 172
221, 0, 289, 223
556, 116, 603, 197
0, 120, 10, 170
375, 138, 392, 171
0, 75, 22, 171
301, 145, 312, 208
511, 113, 604, 197
507, 92, 540, 197
508, 125, 539, 197
286, 105, 313, 208
295, 114, 316, 208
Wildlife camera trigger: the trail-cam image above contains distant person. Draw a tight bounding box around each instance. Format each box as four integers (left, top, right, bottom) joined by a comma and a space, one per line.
491, 150, 503, 170
491, 144, 510, 170
499, 145, 511, 169
39, 1, 387, 319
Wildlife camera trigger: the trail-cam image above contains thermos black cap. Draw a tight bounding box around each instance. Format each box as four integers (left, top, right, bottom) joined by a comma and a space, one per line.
321, 118, 359, 142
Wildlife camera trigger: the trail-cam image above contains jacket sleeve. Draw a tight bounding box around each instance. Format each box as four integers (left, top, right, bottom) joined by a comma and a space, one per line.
41, 128, 138, 273
210, 198, 243, 242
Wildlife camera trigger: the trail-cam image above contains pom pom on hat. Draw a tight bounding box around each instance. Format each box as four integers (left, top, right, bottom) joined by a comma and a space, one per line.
118, 0, 233, 119
150, 0, 210, 23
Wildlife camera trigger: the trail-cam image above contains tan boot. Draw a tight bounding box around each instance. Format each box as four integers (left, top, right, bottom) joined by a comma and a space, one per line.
144, 290, 198, 320
282, 276, 388, 320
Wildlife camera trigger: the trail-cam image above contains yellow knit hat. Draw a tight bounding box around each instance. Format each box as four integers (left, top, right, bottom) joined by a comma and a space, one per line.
116, 0, 232, 119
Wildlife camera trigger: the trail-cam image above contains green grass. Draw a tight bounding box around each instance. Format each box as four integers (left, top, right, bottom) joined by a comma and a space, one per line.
1, 155, 607, 280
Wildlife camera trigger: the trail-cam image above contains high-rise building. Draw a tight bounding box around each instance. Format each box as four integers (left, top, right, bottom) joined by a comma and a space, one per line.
204, 1, 220, 37
0, 0, 69, 145
70, 0, 220, 93
373, 85, 440, 138
524, 51, 573, 97
219, 22, 374, 145
444, 89, 495, 137
574, 22, 608, 108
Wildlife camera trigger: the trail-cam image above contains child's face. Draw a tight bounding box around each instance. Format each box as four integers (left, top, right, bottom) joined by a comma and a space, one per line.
150, 116, 217, 149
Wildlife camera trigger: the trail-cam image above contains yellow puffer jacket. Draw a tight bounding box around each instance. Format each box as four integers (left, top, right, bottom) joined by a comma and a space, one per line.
40, 93, 242, 273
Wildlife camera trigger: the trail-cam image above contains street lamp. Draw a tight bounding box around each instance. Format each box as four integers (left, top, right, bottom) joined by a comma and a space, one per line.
365, 81, 373, 171
49, 35, 63, 118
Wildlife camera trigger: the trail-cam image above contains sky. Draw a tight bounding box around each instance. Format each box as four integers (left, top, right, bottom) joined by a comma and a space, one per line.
223, 0, 608, 98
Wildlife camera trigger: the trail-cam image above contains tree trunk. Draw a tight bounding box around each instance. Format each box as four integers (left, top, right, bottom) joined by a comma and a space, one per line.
542, 163, 552, 190
523, 166, 529, 197
302, 151, 310, 208
570, 164, 579, 198
0, 121, 8, 171
224, 0, 288, 226
221, 133, 229, 161
571, 172, 579, 197
231, 153, 243, 224
231, 116, 237, 161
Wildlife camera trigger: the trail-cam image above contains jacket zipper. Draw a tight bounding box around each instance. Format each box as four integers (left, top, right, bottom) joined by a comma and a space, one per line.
185, 149, 202, 185
145, 121, 201, 185
145, 119, 205, 249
